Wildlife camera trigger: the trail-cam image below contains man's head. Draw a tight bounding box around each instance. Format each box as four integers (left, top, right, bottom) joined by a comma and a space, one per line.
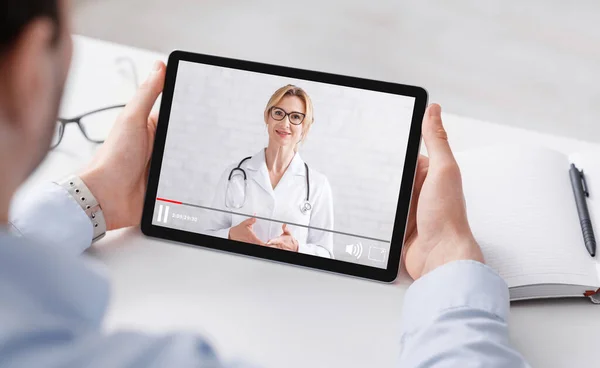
0, 0, 72, 192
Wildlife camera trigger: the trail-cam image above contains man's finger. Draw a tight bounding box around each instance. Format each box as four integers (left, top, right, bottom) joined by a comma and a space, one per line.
124, 61, 166, 120
282, 224, 292, 235
147, 110, 159, 132
407, 155, 429, 226
145, 110, 161, 162
414, 155, 429, 194
414, 155, 429, 200
422, 104, 456, 166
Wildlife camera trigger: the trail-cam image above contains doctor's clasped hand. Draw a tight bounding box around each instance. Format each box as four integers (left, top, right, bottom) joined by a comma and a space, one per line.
266, 224, 299, 252
228, 217, 264, 245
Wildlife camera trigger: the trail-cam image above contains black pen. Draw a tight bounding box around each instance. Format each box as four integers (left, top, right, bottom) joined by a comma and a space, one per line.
569, 164, 596, 257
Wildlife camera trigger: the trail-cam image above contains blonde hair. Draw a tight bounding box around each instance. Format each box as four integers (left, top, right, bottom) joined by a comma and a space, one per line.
264, 84, 314, 144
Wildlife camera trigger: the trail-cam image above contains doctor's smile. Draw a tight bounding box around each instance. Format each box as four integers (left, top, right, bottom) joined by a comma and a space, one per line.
205, 84, 334, 258
275, 129, 291, 138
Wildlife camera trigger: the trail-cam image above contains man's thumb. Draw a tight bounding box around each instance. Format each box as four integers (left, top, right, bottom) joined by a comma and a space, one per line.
422, 104, 455, 165
125, 61, 166, 118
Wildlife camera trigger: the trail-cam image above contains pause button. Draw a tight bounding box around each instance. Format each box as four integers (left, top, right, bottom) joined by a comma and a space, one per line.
157, 204, 170, 223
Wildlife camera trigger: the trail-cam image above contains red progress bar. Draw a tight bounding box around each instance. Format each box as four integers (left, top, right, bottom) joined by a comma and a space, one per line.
156, 197, 182, 205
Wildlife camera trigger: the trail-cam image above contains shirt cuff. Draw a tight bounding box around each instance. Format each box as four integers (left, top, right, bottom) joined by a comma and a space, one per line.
9, 182, 93, 255
400, 260, 510, 335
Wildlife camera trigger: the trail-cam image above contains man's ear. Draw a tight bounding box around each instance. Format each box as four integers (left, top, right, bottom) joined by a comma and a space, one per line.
0, 17, 55, 126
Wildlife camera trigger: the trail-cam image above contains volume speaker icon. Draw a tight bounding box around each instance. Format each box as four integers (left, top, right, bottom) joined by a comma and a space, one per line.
345, 242, 363, 259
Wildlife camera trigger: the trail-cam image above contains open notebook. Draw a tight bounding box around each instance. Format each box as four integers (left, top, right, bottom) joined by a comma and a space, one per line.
455, 146, 600, 303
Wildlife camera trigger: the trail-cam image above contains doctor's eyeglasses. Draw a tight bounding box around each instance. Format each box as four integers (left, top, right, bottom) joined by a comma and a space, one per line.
50, 104, 126, 150
270, 107, 306, 125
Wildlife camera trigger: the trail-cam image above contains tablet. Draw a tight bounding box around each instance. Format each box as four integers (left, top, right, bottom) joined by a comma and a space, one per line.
141, 51, 427, 282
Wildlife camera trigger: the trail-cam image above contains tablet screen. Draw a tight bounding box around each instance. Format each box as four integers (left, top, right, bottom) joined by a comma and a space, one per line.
150, 59, 417, 270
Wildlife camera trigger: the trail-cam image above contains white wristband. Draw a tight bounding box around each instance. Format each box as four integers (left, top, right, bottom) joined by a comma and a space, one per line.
56, 175, 107, 242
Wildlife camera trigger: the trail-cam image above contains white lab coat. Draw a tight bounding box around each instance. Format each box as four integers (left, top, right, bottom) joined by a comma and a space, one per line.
204, 149, 334, 258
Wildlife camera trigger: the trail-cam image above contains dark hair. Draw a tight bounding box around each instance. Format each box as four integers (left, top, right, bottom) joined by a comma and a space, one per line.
0, 0, 60, 55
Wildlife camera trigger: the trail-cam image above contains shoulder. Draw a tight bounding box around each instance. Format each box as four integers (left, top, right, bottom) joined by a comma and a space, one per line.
222, 154, 255, 173
307, 166, 332, 192
217, 162, 240, 182
221, 162, 237, 174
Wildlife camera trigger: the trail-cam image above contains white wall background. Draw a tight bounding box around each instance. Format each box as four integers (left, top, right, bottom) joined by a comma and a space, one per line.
74, 0, 600, 145
155, 61, 414, 261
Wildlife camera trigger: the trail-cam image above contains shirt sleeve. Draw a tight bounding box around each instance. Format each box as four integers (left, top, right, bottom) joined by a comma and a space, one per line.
9, 181, 93, 255
1, 328, 255, 368
0, 215, 256, 368
399, 260, 530, 368
300, 177, 334, 258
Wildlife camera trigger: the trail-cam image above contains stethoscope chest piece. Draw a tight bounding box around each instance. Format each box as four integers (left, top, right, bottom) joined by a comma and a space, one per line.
300, 200, 312, 215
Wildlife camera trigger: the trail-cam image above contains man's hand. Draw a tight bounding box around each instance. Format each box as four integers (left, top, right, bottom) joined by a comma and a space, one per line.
229, 217, 265, 245
404, 104, 484, 280
80, 61, 166, 231
266, 224, 299, 252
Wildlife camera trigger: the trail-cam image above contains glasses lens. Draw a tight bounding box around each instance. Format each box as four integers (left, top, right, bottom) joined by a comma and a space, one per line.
50, 122, 63, 149
79, 107, 123, 142
289, 113, 304, 125
271, 107, 285, 121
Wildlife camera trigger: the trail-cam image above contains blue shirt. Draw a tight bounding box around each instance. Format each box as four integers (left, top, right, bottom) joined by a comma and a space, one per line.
1, 182, 529, 367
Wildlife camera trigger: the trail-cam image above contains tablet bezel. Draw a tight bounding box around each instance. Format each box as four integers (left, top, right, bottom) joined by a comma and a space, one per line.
141, 50, 427, 282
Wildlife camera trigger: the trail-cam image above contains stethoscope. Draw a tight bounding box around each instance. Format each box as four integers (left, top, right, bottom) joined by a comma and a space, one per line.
226, 156, 312, 215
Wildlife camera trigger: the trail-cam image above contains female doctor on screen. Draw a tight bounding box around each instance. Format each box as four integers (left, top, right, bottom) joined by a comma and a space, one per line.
205, 85, 334, 258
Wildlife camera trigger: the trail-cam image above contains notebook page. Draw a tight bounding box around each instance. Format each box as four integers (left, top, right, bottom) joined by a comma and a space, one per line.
455, 146, 599, 289
569, 150, 600, 282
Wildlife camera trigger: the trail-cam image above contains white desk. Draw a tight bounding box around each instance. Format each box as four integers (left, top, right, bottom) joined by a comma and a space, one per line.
25, 35, 600, 368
